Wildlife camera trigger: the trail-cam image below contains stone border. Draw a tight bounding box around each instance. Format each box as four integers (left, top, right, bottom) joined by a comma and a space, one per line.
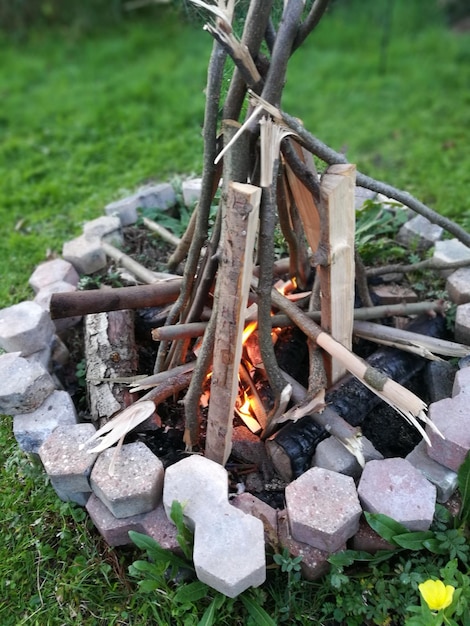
1, 181, 470, 593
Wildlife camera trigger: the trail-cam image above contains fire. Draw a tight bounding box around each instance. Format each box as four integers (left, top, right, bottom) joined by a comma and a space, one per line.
242, 320, 258, 344
235, 390, 261, 434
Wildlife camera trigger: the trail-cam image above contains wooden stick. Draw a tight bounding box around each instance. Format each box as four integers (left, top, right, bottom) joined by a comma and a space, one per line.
267, 285, 438, 441
152, 300, 442, 342
205, 181, 261, 465
142, 216, 181, 247
353, 320, 470, 359
318, 163, 356, 384
102, 241, 173, 284
49, 279, 182, 319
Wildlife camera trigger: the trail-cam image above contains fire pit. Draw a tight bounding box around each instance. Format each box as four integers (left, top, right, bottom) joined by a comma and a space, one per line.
2, 185, 470, 594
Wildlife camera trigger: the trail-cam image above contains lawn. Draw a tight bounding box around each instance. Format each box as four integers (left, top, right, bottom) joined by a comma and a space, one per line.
1, 1, 470, 624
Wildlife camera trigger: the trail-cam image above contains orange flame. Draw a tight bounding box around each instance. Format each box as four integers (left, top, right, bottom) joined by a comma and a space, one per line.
242, 321, 258, 344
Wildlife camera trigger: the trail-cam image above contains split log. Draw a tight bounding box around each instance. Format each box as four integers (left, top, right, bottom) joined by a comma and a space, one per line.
84, 309, 139, 425
318, 163, 356, 384
49, 280, 182, 319
205, 181, 261, 465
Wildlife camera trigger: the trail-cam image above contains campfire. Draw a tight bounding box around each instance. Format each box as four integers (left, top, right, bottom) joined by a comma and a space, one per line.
46, 0, 470, 488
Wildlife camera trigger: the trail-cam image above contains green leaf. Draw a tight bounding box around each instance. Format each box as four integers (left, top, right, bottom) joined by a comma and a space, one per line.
458, 451, 470, 525
197, 598, 218, 626
392, 531, 434, 551
240, 594, 277, 626
136, 579, 161, 593
128, 530, 161, 552
170, 500, 194, 561
129, 560, 161, 574
129, 530, 194, 572
364, 511, 409, 543
422, 538, 450, 554
174, 581, 210, 605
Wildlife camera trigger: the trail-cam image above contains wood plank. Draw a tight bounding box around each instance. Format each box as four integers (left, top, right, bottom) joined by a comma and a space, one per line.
284, 141, 321, 253
319, 163, 356, 384
204, 181, 261, 465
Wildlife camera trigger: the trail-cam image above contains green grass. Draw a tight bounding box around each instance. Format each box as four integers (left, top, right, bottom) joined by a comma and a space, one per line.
1, 1, 470, 624
0, 7, 210, 305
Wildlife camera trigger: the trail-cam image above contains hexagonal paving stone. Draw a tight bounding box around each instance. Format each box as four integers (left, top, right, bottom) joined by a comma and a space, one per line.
39, 423, 99, 497
90, 442, 164, 519
163, 455, 265, 597
193, 505, 265, 598
0, 301, 55, 356
285, 467, 362, 553
163, 454, 229, 527
29, 259, 79, 294
13, 389, 78, 454
358, 458, 436, 531
426, 395, 470, 472
0, 352, 55, 415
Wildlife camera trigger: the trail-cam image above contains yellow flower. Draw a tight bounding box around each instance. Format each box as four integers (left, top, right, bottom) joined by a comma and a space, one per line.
418, 579, 455, 611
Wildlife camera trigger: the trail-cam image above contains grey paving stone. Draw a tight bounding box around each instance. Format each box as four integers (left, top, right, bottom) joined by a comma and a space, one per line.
0, 301, 55, 356
286, 467, 362, 552
182, 178, 202, 207
433, 239, 470, 277
90, 442, 164, 519
424, 360, 458, 403
426, 395, 470, 472
34, 281, 82, 333
446, 267, 470, 305
406, 440, 458, 503
62, 235, 107, 274
29, 259, 79, 294
452, 366, 470, 397
83, 215, 123, 246
105, 196, 139, 226
163, 455, 228, 526
136, 183, 176, 210
39, 423, 99, 495
193, 505, 265, 597
163, 455, 266, 597
0, 352, 55, 415
396, 214, 443, 251
455, 302, 470, 345
358, 458, 436, 531
13, 390, 77, 454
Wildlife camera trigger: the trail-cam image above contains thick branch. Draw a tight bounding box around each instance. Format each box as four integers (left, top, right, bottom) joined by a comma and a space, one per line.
261, 0, 305, 106
257, 177, 288, 409
49, 280, 181, 319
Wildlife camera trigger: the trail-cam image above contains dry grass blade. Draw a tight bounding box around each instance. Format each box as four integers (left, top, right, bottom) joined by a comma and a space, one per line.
79, 401, 156, 454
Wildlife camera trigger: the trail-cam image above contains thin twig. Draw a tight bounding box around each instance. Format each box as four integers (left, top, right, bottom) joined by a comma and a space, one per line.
366, 256, 470, 278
